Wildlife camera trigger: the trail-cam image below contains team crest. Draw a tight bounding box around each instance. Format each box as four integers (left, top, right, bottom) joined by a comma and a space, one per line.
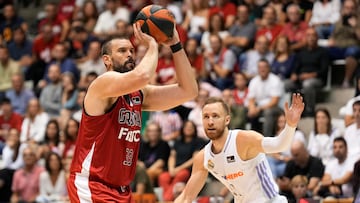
226, 155, 235, 163
208, 160, 214, 169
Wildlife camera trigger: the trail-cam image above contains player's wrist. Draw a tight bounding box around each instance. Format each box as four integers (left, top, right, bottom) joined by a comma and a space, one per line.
170, 41, 182, 53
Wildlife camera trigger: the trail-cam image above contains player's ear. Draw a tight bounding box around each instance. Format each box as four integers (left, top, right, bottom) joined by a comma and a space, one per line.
225, 115, 231, 126
102, 55, 111, 70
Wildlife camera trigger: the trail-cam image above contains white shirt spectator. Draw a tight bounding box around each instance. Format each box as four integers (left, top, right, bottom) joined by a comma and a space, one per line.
37, 170, 67, 202
20, 112, 49, 143
76, 0, 106, 13
247, 73, 284, 107
94, 8, 130, 34
309, 0, 341, 26
78, 58, 106, 77
2, 143, 27, 170
201, 31, 229, 52
242, 50, 275, 77
339, 96, 360, 117
344, 123, 360, 161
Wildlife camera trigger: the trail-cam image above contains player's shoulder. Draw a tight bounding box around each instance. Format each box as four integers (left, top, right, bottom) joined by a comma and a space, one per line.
235, 129, 263, 144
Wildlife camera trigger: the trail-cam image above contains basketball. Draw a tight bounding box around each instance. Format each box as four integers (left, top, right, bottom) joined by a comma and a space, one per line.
135, 5, 175, 43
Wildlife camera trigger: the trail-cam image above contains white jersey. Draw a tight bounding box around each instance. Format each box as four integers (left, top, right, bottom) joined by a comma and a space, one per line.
203, 130, 287, 203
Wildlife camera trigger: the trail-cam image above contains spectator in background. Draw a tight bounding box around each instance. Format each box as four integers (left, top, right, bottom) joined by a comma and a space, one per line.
181, 0, 209, 41
222, 88, 247, 130
57, 0, 76, 21
185, 38, 204, 78
0, 128, 26, 202
93, 0, 130, 40
150, 108, 182, 145
20, 98, 49, 144
287, 28, 329, 117
309, 0, 341, 39
131, 164, 154, 195
223, 4, 256, 56
37, 119, 62, 161
72, 88, 86, 122
307, 108, 341, 166
201, 13, 229, 53
271, 36, 296, 82
157, 0, 183, 24
280, 4, 308, 51
353, 160, 360, 202
6, 73, 35, 116
314, 137, 355, 198
11, 146, 45, 203
247, 59, 283, 137
61, 118, 79, 158
343, 100, 360, 161
327, 0, 360, 88
240, 36, 274, 79
204, 34, 237, 90
0, 98, 23, 149
188, 89, 209, 139
67, 26, 98, 62
39, 64, 62, 118
7, 26, 33, 69
0, 4, 28, 43
0, 45, 21, 101
282, 0, 313, 23
267, 111, 306, 179
288, 175, 310, 203
255, 6, 283, 45
339, 77, 360, 127
76, 0, 99, 33
37, 152, 68, 202
208, 0, 237, 29
74, 0, 105, 20
138, 122, 171, 185
152, 45, 177, 85
113, 19, 130, 38
38, 2, 70, 42
158, 120, 206, 201
277, 141, 325, 197
232, 72, 249, 107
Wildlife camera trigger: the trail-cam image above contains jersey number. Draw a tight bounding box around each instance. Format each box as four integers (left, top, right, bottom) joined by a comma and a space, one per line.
123, 148, 134, 166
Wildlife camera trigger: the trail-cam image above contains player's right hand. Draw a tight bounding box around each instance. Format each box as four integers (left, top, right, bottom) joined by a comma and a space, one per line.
133, 22, 157, 47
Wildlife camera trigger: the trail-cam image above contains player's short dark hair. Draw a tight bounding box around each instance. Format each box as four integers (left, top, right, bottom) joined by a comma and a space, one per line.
203, 97, 230, 115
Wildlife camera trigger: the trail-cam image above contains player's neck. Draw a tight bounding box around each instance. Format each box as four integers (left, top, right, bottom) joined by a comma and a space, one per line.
211, 129, 229, 154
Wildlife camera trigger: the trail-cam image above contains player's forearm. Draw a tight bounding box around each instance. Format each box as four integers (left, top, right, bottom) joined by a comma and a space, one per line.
262, 124, 296, 153
173, 48, 198, 99
137, 41, 159, 79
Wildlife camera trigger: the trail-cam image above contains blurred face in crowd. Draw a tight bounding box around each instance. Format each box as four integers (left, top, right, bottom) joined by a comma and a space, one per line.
183, 121, 196, 138
234, 73, 247, 90
7, 129, 20, 148
196, 89, 209, 106
106, 0, 117, 12
11, 74, 24, 92
115, 20, 128, 37
1, 102, 12, 118
0, 47, 9, 64
13, 28, 25, 44
45, 4, 57, 19
42, 25, 53, 42
255, 36, 269, 54
46, 121, 59, 140
287, 5, 301, 23
23, 147, 37, 167
83, 1, 97, 18
27, 98, 40, 117
222, 89, 233, 105
257, 60, 271, 80
291, 179, 307, 199
47, 64, 62, 83
237, 5, 249, 24
66, 119, 79, 139
4, 5, 15, 20
342, 0, 356, 16
305, 28, 318, 48
263, 6, 276, 25
210, 14, 224, 32
88, 41, 101, 60
52, 44, 67, 61
145, 123, 162, 143
333, 140, 347, 160
353, 103, 360, 124
185, 38, 198, 56
209, 35, 222, 54
291, 142, 308, 167
275, 37, 289, 54
315, 110, 330, 131
48, 153, 62, 172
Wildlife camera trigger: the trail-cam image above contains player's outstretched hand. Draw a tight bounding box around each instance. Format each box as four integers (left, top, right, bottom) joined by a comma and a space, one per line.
284, 93, 305, 127
161, 23, 180, 47
133, 22, 156, 47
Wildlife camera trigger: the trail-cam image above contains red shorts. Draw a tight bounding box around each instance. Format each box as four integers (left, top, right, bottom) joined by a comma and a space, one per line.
67, 174, 134, 203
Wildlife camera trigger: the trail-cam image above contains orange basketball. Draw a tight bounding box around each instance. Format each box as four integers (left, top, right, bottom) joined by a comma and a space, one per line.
135, 5, 175, 43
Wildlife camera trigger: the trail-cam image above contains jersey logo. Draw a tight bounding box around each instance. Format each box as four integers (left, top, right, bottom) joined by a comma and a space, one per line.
118, 108, 141, 127
226, 155, 235, 163
131, 96, 141, 105
207, 160, 215, 169
118, 127, 141, 142
222, 171, 244, 180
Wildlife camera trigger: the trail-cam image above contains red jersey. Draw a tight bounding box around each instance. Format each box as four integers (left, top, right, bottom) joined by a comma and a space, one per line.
0, 113, 23, 141
69, 91, 143, 188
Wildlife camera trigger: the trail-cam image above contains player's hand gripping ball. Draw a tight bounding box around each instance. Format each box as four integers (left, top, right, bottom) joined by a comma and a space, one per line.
135, 5, 176, 43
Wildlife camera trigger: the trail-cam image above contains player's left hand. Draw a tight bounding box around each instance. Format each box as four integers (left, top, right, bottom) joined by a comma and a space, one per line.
284, 93, 305, 127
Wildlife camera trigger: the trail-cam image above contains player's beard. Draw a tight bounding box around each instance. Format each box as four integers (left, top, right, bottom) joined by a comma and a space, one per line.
113, 57, 135, 73
205, 126, 226, 141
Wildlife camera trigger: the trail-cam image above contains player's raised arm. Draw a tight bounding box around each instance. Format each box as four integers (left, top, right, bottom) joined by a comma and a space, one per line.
174, 150, 208, 203
142, 26, 198, 111
242, 93, 305, 157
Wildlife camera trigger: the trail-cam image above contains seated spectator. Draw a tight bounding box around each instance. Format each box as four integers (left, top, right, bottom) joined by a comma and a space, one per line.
181, 0, 209, 41
38, 2, 70, 42
152, 45, 177, 85
112, 19, 130, 39
6, 73, 35, 116
255, 6, 283, 45
0, 4, 28, 43
138, 122, 171, 185
222, 88, 247, 130
188, 89, 210, 139
0, 98, 23, 149
57, 0, 76, 21
75, 0, 98, 33
11, 146, 45, 203
157, 0, 183, 24
36, 152, 68, 202
158, 120, 206, 201
288, 175, 310, 203
61, 118, 79, 158
7, 26, 33, 69
327, 0, 360, 88
247, 59, 283, 137
287, 28, 330, 117
208, 0, 237, 29
149, 109, 182, 145
307, 108, 341, 166
277, 141, 325, 196
0, 45, 21, 100
20, 98, 49, 144
240, 36, 274, 79
309, 0, 341, 39
184, 38, 204, 79
343, 100, 360, 161
267, 111, 306, 179
37, 119, 62, 160
314, 137, 355, 198
93, 0, 130, 41
339, 77, 360, 127
222, 4, 255, 56
39, 64, 62, 118
72, 88, 86, 122
282, 0, 313, 23
271, 36, 296, 81
0, 128, 26, 202
280, 4, 309, 51
203, 34, 237, 90
66, 26, 98, 62
201, 13, 229, 53
131, 163, 154, 195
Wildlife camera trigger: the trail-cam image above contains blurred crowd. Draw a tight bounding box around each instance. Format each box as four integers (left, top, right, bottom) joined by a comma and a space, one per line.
0, 0, 360, 202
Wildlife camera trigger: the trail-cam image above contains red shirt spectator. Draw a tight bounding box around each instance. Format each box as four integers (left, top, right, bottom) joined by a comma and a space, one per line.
280, 21, 308, 45
58, 0, 76, 21
0, 98, 23, 141
32, 25, 60, 63
256, 24, 283, 45
208, 0, 236, 28
156, 58, 176, 85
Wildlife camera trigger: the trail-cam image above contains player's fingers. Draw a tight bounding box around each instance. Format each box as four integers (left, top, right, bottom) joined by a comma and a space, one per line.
284, 101, 289, 112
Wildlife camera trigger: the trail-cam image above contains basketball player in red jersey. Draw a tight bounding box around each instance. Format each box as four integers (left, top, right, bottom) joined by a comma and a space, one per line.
67, 23, 198, 202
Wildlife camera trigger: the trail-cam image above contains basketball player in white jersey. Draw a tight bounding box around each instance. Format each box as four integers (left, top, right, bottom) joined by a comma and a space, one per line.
174, 93, 304, 203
